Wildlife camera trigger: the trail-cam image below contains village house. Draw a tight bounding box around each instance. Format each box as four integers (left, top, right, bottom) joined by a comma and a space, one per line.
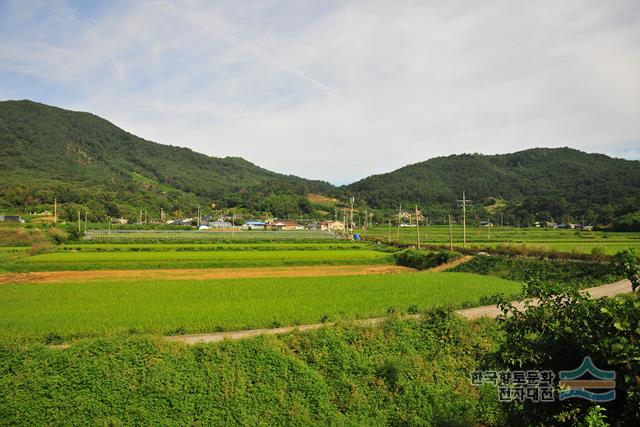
208, 220, 233, 228
318, 220, 345, 231
242, 221, 266, 230
266, 220, 299, 230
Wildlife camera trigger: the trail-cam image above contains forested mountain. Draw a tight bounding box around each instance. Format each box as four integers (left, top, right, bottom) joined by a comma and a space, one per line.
1, 100, 639, 225
345, 148, 640, 225
0, 100, 333, 220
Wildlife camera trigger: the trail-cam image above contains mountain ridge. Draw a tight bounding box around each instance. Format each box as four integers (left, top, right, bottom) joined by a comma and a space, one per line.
1, 100, 639, 224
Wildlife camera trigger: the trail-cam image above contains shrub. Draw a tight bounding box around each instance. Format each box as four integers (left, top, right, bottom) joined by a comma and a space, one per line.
28, 242, 54, 255
394, 249, 462, 270
496, 282, 640, 425
46, 227, 68, 244
451, 254, 621, 290
613, 248, 640, 291
0, 226, 48, 246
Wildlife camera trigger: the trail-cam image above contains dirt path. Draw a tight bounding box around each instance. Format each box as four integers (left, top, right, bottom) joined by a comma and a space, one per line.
426, 255, 473, 272
0, 264, 415, 285
166, 279, 633, 345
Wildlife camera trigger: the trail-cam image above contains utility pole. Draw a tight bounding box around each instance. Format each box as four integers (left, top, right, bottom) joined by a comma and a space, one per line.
415, 205, 420, 249
349, 197, 354, 232
388, 219, 391, 244
77, 209, 81, 232
54, 197, 57, 224
197, 204, 200, 227
160, 208, 165, 222
448, 213, 453, 251
363, 209, 367, 240
109, 217, 111, 233
424, 216, 428, 242
457, 191, 471, 248
84, 211, 88, 234
139, 210, 143, 225
397, 204, 402, 241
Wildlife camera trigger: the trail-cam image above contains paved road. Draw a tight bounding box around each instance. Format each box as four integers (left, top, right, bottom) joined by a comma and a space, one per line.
166, 279, 633, 345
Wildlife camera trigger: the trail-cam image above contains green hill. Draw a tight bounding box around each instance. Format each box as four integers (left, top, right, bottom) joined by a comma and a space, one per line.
1, 100, 638, 225
0, 100, 333, 220
345, 148, 640, 225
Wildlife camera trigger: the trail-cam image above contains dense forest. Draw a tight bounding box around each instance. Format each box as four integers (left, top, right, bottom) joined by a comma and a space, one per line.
1, 100, 639, 226
0, 100, 332, 221
346, 148, 640, 226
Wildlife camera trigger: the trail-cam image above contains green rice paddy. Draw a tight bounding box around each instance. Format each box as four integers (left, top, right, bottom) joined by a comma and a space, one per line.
0, 272, 520, 341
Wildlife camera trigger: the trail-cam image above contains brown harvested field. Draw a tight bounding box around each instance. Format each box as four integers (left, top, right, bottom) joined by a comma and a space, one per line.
0, 264, 415, 285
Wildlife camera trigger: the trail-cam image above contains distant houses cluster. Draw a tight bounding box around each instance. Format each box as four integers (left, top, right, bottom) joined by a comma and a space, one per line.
163, 217, 346, 232
534, 221, 593, 231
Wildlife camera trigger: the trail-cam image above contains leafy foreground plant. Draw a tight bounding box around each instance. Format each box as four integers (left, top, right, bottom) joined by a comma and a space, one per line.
494, 279, 639, 426
0, 311, 505, 426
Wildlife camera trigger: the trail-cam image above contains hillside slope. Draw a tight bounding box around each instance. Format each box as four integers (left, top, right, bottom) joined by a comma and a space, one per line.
0, 100, 333, 219
345, 148, 640, 224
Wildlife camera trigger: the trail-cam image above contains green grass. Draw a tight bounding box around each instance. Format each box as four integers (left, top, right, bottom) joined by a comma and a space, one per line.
57, 241, 363, 251
3, 248, 392, 272
0, 272, 520, 341
0, 314, 501, 426
365, 225, 640, 254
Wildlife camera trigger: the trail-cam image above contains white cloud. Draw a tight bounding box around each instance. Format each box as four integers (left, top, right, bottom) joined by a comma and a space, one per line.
1, 0, 638, 183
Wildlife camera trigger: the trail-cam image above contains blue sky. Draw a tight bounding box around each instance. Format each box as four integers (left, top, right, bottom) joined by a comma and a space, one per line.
1, 0, 639, 184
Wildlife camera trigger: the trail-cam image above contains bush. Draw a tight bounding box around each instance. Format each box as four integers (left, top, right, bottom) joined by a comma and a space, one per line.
394, 249, 462, 270
0, 226, 48, 246
28, 242, 54, 255
46, 227, 68, 244
611, 212, 640, 232
613, 248, 640, 291
451, 254, 621, 290
496, 283, 640, 425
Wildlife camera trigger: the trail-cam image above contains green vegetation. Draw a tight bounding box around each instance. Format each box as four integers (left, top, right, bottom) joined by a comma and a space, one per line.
0, 312, 504, 426
1, 247, 392, 272
495, 282, 640, 425
346, 147, 640, 225
83, 229, 342, 242
0, 100, 332, 220
394, 249, 461, 270
364, 224, 640, 254
450, 254, 622, 290
614, 248, 640, 291
2, 101, 640, 227
0, 272, 520, 341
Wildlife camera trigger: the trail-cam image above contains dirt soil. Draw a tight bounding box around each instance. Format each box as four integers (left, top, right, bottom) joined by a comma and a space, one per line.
0, 265, 415, 285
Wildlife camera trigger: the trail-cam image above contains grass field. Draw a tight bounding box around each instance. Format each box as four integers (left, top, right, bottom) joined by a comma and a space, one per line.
1, 246, 393, 272
0, 272, 520, 341
364, 225, 640, 254
84, 229, 342, 241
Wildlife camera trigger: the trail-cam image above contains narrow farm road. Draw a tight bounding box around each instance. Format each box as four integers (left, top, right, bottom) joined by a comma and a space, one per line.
165, 279, 633, 345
